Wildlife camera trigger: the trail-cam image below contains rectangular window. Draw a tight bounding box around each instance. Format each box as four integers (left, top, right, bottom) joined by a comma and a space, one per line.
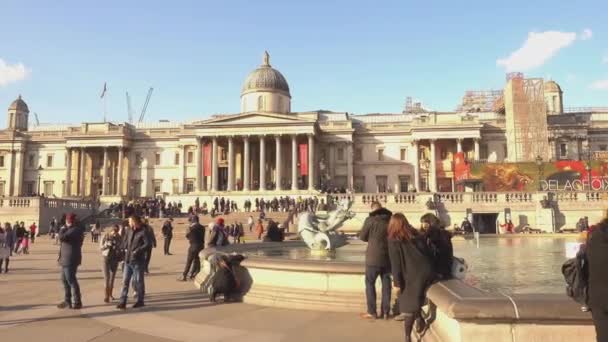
376, 175, 388, 192
560, 143, 567, 158
155, 153, 161, 166
354, 176, 365, 192
153, 179, 162, 193
26, 182, 34, 195
135, 153, 143, 166
187, 151, 194, 164
185, 179, 194, 193
399, 175, 410, 192
0, 155, 4, 167
46, 154, 53, 168
172, 179, 179, 194
378, 149, 384, 161
44, 181, 54, 196
220, 148, 227, 161
440, 149, 448, 160
28, 154, 35, 167
174, 152, 180, 165
355, 148, 363, 162
480, 145, 489, 160
400, 148, 407, 161
337, 148, 344, 161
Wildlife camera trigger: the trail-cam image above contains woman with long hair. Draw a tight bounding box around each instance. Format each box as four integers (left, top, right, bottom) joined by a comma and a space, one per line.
388, 213, 435, 342
420, 213, 454, 280
100, 224, 122, 303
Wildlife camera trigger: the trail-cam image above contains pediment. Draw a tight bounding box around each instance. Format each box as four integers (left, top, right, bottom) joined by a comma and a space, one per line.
199, 112, 313, 126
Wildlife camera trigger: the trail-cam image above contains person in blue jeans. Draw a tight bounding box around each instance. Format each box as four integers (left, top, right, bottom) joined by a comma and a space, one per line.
358, 201, 393, 320
57, 213, 85, 310
117, 215, 150, 310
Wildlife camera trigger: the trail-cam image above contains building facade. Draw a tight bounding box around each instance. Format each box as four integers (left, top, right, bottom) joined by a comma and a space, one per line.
1, 53, 608, 200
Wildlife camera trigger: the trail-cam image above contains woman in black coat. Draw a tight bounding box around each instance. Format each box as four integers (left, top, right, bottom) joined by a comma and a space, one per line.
420, 213, 454, 280
388, 213, 435, 342
586, 220, 608, 341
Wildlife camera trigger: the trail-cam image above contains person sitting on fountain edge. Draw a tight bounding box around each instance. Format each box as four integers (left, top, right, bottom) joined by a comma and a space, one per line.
358, 201, 392, 320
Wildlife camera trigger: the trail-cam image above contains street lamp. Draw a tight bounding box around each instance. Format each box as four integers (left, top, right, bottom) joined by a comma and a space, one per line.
535, 155, 543, 191
586, 161, 592, 191
36, 165, 44, 196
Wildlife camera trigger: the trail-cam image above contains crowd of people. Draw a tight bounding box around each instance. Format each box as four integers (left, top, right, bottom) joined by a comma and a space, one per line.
358, 201, 455, 341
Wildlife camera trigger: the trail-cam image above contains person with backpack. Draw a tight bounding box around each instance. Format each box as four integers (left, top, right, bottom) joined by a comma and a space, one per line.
208, 217, 229, 248
359, 201, 393, 320
586, 218, 608, 341
179, 216, 205, 281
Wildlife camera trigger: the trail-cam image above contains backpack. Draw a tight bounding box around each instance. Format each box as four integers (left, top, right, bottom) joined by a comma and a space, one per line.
562, 253, 588, 305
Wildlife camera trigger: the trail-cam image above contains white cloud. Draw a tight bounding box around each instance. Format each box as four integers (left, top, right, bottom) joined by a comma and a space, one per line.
0, 58, 31, 86
497, 31, 577, 72
581, 28, 593, 40
590, 80, 608, 90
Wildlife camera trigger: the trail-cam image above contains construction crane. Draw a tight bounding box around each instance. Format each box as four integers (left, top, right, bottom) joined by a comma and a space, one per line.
126, 92, 134, 124
33, 112, 40, 126
138, 87, 154, 123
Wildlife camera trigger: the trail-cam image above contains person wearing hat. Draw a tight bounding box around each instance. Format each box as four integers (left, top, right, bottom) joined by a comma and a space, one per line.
179, 215, 205, 281
57, 213, 85, 309
208, 217, 229, 248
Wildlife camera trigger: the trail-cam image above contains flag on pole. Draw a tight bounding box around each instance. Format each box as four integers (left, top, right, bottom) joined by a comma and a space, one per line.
100, 82, 107, 98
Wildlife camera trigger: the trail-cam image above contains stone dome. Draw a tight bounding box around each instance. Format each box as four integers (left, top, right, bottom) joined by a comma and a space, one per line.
544, 80, 562, 93
241, 52, 290, 97
8, 95, 29, 112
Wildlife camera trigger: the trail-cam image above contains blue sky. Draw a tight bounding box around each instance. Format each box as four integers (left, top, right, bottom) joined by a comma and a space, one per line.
0, 0, 606, 126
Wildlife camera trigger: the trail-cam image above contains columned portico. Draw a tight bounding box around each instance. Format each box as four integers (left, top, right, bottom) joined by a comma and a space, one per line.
275, 135, 282, 190
243, 136, 251, 191
196, 138, 203, 192
291, 135, 298, 190
259, 136, 266, 191
64, 148, 72, 196
346, 142, 353, 191
79, 148, 86, 196
102, 147, 108, 195
227, 136, 235, 191
211, 137, 218, 192
117, 147, 124, 196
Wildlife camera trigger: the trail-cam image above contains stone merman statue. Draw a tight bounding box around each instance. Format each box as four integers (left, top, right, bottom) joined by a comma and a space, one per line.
297, 199, 355, 250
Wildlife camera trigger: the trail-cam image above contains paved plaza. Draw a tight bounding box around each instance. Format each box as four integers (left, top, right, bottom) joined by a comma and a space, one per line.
0, 234, 403, 342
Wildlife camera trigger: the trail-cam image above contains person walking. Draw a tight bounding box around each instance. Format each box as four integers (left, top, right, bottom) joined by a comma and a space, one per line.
100, 224, 122, 303
247, 215, 254, 233
143, 223, 157, 274
14, 222, 25, 254
29, 222, 37, 243
57, 213, 85, 309
387, 213, 436, 342
359, 201, 392, 320
0, 224, 11, 273
5, 223, 14, 257
179, 216, 205, 281
116, 215, 150, 310
161, 219, 173, 255
255, 219, 265, 241
586, 218, 608, 341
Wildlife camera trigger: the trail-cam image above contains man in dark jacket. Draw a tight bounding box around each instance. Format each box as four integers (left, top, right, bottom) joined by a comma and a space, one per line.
586, 220, 608, 341
180, 215, 205, 281
57, 213, 85, 309
161, 219, 173, 255
143, 224, 156, 274
358, 201, 392, 320
14, 222, 26, 253
117, 215, 150, 310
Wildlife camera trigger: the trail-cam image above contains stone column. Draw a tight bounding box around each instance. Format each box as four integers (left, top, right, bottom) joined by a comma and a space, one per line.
347, 142, 353, 191
291, 135, 298, 190
227, 136, 235, 191
474, 138, 480, 161
102, 147, 108, 196
430, 140, 437, 192
259, 136, 266, 191
243, 136, 251, 191
117, 147, 124, 196
275, 135, 282, 190
412, 140, 420, 192
6, 150, 14, 196
196, 138, 203, 191
14, 149, 24, 196
211, 137, 218, 192
308, 134, 315, 191
65, 148, 72, 196
456, 138, 463, 153
79, 148, 86, 196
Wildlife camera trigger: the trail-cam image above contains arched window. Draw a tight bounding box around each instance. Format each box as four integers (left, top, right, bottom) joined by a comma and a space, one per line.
257, 95, 264, 111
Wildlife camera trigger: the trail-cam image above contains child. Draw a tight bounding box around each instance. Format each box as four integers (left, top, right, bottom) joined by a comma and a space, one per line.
19, 231, 30, 255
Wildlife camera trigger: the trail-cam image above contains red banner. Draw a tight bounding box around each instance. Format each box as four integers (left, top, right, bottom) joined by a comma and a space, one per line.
454, 152, 471, 181
299, 143, 308, 175
203, 143, 212, 177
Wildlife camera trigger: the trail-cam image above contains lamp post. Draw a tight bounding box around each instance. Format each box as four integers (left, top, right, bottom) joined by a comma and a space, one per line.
586, 161, 592, 191
535, 155, 543, 191
36, 165, 44, 196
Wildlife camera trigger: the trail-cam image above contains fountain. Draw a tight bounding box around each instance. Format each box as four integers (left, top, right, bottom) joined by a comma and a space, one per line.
297, 199, 355, 252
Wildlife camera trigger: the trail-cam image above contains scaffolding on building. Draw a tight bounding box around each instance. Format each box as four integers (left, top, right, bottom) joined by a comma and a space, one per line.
457, 90, 503, 112
403, 96, 427, 113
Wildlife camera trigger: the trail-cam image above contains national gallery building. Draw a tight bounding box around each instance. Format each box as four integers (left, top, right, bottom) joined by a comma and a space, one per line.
1, 52, 608, 201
